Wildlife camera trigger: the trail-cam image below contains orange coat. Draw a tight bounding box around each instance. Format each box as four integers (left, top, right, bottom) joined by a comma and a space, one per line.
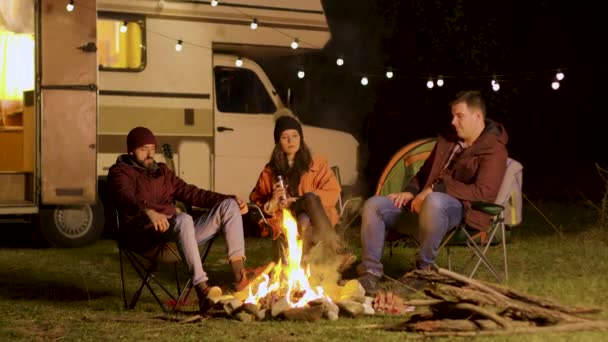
250, 155, 341, 236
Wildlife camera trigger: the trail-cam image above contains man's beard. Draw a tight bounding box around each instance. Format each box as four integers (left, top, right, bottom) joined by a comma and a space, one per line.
137, 157, 156, 171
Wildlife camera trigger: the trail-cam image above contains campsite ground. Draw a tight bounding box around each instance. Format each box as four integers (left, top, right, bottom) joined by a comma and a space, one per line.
0, 200, 606, 341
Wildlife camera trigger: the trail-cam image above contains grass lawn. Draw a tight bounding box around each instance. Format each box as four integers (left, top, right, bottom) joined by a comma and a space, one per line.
0, 201, 607, 341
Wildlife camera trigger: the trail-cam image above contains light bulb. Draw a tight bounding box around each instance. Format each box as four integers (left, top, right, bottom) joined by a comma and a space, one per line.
211, 0, 219, 6
556, 71, 564, 81
120, 22, 128, 33
491, 79, 496, 86
437, 77, 444, 87
552, 81, 560, 90
386, 70, 393, 79
336, 57, 344, 66
250, 19, 258, 30
492, 82, 500, 91
235, 57, 243, 67
291, 38, 299, 50
297, 70, 305, 79
175, 40, 183, 52
361, 77, 368, 86
426, 79, 434, 89
66, 0, 74, 12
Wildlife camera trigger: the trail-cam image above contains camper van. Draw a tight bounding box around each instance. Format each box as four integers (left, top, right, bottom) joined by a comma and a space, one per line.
0, 0, 358, 247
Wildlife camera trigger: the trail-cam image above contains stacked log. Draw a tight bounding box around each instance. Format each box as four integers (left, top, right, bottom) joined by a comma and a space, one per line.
387, 268, 607, 336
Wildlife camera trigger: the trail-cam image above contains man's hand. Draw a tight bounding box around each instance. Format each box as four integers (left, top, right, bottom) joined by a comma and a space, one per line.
235, 197, 249, 215
145, 209, 170, 232
387, 192, 414, 208
410, 187, 433, 213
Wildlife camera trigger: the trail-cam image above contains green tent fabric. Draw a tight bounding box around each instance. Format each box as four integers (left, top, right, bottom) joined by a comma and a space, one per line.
375, 138, 436, 196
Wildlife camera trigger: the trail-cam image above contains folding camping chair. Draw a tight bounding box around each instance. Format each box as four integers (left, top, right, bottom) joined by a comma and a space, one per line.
441, 158, 523, 282
330, 165, 363, 234
115, 209, 217, 312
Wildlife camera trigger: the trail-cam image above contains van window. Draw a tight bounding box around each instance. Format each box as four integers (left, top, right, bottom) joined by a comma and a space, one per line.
214, 67, 276, 114
97, 15, 145, 71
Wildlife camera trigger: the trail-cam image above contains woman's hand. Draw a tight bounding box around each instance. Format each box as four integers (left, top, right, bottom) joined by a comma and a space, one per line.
271, 181, 288, 203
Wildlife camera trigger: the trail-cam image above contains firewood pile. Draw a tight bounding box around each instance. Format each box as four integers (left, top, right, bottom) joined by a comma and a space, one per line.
386, 267, 608, 337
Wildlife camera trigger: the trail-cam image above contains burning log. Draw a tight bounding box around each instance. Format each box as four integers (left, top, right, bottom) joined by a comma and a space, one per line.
336, 300, 365, 318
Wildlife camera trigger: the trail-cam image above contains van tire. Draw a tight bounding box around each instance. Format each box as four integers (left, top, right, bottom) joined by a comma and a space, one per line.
39, 202, 104, 248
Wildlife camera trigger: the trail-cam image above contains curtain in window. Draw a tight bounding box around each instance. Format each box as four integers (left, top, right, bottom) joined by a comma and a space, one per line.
0, 30, 35, 101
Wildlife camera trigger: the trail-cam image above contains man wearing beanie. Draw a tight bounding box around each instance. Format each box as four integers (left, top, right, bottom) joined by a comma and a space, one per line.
108, 126, 264, 314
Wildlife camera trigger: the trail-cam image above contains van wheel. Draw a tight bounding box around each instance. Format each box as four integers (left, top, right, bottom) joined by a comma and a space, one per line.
39, 203, 104, 248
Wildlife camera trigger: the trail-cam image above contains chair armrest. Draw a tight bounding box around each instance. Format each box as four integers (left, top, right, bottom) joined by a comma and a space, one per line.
247, 203, 270, 225
471, 201, 504, 216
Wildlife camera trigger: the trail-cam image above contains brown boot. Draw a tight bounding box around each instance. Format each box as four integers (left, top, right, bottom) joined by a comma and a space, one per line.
194, 282, 211, 314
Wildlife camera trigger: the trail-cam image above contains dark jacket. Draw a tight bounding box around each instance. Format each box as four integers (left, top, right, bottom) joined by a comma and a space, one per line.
108, 154, 232, 233
404, 120, 508, 230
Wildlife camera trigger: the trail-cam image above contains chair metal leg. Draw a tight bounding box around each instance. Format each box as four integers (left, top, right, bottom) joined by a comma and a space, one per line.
463, 228, 502, 282
119, 250, 128, 309
119, 233, 219, 313
502, 223, 508, 281
123, 250, 177, 312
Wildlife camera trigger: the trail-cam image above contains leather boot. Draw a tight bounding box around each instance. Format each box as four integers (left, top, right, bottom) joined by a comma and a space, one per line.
194, 282, 211, 314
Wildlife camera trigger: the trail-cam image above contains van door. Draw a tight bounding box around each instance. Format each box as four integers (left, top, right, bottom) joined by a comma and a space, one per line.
39, 0, 97, 204
212, 55, 282, 200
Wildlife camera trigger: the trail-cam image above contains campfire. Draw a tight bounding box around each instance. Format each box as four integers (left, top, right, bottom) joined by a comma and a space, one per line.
243, 209, 328, 308
204, 209, 378, 321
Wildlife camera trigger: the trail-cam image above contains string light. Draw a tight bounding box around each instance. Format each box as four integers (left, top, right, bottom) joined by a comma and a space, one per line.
492, 82, 500, 92
436, 76, 444, 87
385, 68, 393, 79
291, 38, 299, 50
336, 55, 344, 66
71, 0, 573, 89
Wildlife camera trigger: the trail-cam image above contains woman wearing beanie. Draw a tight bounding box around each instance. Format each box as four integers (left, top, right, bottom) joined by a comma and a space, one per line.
250, 115, 355, 271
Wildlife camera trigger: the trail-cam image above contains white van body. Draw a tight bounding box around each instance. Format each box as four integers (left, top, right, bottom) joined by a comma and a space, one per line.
0, 0, 358, 247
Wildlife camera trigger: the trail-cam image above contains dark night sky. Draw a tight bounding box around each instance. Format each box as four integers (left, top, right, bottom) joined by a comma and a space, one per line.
266, 0, 608, 200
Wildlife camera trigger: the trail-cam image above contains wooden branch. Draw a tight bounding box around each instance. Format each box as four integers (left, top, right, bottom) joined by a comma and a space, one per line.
439, 284, 501, 306
483, 282, 602, 315
454, 303, 511, 329
436, 267, 510, 300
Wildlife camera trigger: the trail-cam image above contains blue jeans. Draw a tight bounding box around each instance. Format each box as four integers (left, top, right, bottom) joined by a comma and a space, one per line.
359, 193, 463, 277
165, 198, 245, 286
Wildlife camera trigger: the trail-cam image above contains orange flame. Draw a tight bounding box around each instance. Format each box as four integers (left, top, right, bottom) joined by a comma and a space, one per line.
244, 209, 325, 308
